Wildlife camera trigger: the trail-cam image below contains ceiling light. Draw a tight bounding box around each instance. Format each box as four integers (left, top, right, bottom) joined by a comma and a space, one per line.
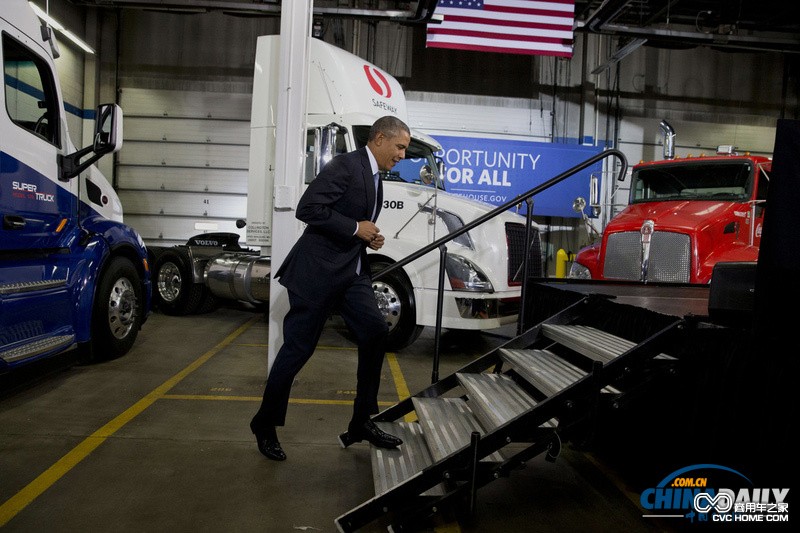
29, 2, 95, 55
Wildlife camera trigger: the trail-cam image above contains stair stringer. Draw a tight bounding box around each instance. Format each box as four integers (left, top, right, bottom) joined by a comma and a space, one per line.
335, 294, 688, 533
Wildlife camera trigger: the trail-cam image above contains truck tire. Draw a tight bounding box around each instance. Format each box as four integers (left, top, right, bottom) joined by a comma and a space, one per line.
88, 256, 144, 360
370, 261, 423, 351
153, 248, 204, 315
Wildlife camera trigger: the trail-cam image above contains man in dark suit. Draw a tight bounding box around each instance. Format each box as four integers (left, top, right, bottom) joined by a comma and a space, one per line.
250, 115, 410, 461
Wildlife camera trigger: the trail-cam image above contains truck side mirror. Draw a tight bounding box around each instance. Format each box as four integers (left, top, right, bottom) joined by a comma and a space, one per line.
589, 174, 601, 216
419, 164, 434, 185
94, 103, 123, 155
59, 103, 124, 181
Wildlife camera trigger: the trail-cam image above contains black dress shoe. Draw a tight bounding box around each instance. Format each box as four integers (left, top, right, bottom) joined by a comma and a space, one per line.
253, 427, 286, 461
339, 420, 402, 449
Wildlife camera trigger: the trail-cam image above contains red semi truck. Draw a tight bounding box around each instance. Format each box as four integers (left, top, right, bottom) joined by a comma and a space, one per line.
569, 121, 771, 284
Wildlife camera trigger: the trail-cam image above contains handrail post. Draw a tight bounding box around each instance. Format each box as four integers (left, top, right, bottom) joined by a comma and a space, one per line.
517, 197, 534, 335
432, 244, 447, 384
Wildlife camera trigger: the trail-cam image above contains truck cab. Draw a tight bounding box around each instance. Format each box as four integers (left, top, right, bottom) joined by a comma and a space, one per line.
251, 35, 543, 350
1, 0, 150, 371
569, 143, 770, 284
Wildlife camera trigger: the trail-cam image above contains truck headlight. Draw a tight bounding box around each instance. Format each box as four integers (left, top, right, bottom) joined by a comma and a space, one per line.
446, 254, 493, 292
568, 262, 592, 279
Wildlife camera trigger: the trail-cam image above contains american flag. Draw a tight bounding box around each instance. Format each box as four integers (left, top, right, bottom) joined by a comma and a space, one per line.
426, 0, 575, 57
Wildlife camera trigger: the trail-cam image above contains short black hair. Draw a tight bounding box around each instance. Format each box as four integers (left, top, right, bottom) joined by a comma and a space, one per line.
369, 115, 410, 142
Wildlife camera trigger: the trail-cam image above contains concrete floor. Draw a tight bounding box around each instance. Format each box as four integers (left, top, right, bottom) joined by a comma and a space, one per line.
0, 305, 675, 533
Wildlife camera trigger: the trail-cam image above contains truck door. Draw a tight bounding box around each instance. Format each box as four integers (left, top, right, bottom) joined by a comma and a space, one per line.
1, 29, 76, 364
1, 31, 69, 251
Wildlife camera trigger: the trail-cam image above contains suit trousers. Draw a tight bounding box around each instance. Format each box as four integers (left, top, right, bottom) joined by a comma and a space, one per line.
250, 273, 389, 432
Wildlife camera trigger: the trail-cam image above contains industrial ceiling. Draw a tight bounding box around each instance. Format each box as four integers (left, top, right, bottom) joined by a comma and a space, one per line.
69, 0, 800, 54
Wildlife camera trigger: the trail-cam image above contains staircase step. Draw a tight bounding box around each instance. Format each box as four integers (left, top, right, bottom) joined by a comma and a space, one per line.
541, 324, 633, 363
455, 373, 537, 431
371, 422, 445, 496
411, 397, 504, 463
500, 348, 621, 395
541, 323, 675, 362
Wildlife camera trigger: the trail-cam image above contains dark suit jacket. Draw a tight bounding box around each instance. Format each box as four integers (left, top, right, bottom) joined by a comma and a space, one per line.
275, 147, 383, 301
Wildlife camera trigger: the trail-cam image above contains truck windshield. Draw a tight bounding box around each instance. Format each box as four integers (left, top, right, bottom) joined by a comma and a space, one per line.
631, 160, 753, 203
353, 125, 445, 190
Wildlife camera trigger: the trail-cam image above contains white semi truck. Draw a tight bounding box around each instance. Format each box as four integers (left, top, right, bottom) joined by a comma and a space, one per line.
148, 35, 542, 350
1, 0, 150, 373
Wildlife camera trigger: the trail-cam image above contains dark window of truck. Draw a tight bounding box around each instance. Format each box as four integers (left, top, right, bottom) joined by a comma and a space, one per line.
631, 161, 752, 203
2, 33, 60, 146
353, 125, 443, 189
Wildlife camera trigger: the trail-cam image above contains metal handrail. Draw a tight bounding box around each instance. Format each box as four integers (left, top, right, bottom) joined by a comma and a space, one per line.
374, 148, 629, 382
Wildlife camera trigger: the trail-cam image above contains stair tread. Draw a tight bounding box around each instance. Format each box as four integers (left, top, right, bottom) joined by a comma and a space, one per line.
411, 397, 504, 463
500, 348, 621, 395
371, 421, 445, 496
542, 324, 628, 362
455, 372, 538, 431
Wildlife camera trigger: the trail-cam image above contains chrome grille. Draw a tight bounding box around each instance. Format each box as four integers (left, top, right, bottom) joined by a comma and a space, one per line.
603, 231, 691, 283
505, 223, 543, 284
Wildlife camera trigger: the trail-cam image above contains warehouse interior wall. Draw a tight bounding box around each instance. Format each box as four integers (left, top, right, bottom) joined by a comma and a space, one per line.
38, 1, 799, 260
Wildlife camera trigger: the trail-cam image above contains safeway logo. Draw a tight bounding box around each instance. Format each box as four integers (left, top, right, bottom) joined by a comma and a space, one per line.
363, 65, 392, 98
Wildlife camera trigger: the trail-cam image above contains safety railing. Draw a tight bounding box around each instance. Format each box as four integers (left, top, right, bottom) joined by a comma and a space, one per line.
374, 148, 628, 383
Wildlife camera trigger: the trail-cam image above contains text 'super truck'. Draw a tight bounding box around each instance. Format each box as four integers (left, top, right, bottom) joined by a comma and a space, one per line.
1, 0, 151, 373
569, 121, 770, 284
148, 35, 542, 350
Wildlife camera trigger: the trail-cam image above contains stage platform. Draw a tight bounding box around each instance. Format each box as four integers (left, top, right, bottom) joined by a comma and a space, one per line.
527, 279, 711, 320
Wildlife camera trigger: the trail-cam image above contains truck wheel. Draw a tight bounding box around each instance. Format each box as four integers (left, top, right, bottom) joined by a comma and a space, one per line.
370, 261, 423, 351
154, 248, 204, 315
88, 256, 144, 361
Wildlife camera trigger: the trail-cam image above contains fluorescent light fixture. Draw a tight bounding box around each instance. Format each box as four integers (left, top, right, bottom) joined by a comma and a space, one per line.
591, 37, 647, 75
29, 2, 95, 55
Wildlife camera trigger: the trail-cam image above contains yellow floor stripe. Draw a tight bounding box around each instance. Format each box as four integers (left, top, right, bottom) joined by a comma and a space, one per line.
387, 354, 457, 530
0, 315, 260, 528
160, 394, 394, 407
385, 354, 417, 423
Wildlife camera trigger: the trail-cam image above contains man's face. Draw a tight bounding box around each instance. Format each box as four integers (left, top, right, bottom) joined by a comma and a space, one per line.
372, 130, 411, 171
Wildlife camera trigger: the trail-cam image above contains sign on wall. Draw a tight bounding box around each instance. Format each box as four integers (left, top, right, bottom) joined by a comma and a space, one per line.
434, 135, 603, 218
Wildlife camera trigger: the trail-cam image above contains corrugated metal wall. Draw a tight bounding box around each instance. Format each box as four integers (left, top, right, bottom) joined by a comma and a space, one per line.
115, 88, 251, 246
78, 5, 795, 251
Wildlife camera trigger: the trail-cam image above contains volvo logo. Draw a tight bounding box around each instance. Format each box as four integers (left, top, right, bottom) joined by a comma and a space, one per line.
363, 65, 392, 98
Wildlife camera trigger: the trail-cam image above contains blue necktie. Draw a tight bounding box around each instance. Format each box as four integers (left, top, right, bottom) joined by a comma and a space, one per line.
357, 172, 380, 275
371, 172, 379, 221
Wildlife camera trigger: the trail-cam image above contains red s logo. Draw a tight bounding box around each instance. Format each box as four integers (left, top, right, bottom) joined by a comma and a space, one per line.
363, 65, 392, 98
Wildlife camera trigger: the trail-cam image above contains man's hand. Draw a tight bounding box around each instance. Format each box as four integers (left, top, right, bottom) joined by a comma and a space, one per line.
368, 234, 384, 250
357, 221, 380, 241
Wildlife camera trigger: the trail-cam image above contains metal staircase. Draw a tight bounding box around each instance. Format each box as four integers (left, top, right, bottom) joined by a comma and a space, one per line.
335, 288, 686, 532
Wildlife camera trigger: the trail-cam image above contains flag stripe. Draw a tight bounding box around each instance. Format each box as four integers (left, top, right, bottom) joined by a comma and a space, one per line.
435, 7, 573, 27
429, 15, 572, 33
427, 0, 575, 57
428, 40, 574, 58
431, 16, 573, 36
428, 28, 572, 45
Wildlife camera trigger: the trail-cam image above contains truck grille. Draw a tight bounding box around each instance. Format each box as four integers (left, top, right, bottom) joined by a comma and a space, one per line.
603, 231, 691, 283
505, 222, 543, 284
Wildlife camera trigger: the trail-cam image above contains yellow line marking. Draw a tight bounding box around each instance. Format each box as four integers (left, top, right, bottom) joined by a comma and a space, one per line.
583, 451, 643, 509
385, 354, 454, 530
160, 394, 394, 407
0, 315, 260, 528
386, 353, 416, 423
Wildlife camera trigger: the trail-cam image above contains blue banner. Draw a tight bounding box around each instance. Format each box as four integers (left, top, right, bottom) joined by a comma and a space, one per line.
435, 135, 603, 218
